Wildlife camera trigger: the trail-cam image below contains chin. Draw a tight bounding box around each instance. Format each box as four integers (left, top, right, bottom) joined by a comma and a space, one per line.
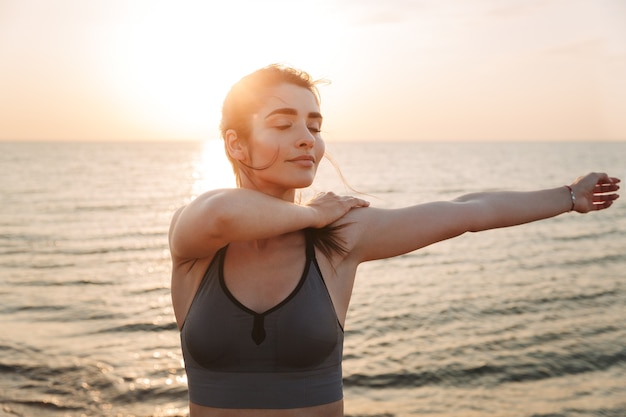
292, 178, 315, 189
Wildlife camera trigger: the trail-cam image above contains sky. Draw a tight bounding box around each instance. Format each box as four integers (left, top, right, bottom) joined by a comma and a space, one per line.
0, 0, 625, 142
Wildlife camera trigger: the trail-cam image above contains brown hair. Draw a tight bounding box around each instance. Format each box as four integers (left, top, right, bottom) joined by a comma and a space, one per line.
219, 64, 348, 258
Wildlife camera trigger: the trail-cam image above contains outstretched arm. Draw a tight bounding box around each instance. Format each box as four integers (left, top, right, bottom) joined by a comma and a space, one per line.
347, 172, 620, 262
452, 172, 619, 229
169, 188, 369, 260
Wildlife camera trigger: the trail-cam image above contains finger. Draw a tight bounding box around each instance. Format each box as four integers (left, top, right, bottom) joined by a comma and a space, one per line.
593, 192, 619, 200
593, 193, 619, 205
345, 196, 370, 207
591, 173, 622, 189
596, 176, 621, 186
594, 183, 620, 193
594, 199, 615, 210
351, 198, 370, 207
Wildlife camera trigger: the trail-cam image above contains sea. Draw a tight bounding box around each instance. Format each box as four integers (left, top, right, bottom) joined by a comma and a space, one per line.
0, 140, 625, 417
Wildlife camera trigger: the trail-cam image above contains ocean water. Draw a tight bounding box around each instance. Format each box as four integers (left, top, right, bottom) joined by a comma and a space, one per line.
0, 140, 624, 417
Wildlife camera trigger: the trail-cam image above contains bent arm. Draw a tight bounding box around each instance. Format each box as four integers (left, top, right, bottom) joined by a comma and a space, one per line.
348, 172, 619, 262
169, 188, 368, 260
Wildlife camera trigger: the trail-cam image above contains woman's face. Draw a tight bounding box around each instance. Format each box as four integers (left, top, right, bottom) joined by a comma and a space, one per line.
235, 83, 325, 197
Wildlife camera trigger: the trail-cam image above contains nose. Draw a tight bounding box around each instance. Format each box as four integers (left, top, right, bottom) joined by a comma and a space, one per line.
296, 125, 316, 149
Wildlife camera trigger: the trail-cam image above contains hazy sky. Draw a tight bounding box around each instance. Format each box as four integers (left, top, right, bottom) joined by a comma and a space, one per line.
1, 0, 625, 141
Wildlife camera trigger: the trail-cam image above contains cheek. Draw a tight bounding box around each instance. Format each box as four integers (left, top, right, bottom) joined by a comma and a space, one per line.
246, 137, 282, 170
316, 138, 326, 161
247, 135, 273, 159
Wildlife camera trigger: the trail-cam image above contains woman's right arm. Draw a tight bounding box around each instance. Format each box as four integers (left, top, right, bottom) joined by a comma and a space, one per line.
169, 189, 369, 260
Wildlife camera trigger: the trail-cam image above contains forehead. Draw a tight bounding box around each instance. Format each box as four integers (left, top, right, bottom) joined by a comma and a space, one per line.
256, 83, 320, 116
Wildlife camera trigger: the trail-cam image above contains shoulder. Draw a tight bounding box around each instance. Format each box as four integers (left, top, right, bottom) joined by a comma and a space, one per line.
169, 205, 185, 232
168, 189, 232, 244
167, 192, 224, 262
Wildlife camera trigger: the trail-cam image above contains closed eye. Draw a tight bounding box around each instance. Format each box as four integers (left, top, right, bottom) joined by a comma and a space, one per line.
273, 124, 320, 133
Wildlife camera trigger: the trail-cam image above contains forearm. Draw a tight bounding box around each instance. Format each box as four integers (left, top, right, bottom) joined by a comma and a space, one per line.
196, 188, 317, 242
455, 186, 573, 232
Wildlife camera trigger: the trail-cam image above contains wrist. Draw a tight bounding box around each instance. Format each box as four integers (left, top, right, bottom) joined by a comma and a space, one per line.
564, 185, 576, 212
302, 205, 324, 229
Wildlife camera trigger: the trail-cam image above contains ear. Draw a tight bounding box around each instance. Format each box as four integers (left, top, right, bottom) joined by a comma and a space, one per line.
224, 129, 248, 162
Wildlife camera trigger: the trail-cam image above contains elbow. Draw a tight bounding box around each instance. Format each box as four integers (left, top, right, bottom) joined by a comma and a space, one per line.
453, 199, 495, 233
171, 192, 232, 255
465, 213, 497, 233
451, 196, 482, 232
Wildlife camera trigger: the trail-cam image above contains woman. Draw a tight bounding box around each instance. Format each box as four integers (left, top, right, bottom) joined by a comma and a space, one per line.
168, 64, 620, 417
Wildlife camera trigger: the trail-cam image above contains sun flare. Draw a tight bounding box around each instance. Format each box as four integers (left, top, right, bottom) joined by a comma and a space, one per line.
191, 139, 236, 198
109, 0, 343, 140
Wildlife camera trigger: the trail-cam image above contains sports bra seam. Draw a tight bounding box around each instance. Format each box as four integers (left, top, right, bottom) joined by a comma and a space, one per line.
189, 362, 341, 375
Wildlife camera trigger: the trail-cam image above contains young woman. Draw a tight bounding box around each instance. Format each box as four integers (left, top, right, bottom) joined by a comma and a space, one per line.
168, 64, 620, 417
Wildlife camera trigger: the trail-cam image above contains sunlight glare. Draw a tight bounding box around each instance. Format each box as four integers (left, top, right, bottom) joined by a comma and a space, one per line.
191, 139, 236, 199
110, 0, 343, 140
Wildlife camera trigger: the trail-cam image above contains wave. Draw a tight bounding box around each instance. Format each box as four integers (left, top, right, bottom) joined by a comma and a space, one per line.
552, 227, 624, 242
97, 321, 178, 333
0, 245, 166, 267
127, 285, 170, 295
74, 203, 141, 212
566, 253, 626, 267
1, 399, 84, 413
530, 406, 626, 417
343, 345, 626, 389
479, 289, 620, 317
0, 304, 68, 315
9, 278, 114, 287
0, 346, 187, 417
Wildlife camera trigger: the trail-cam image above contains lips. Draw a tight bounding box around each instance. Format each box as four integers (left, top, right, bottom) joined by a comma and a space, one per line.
288, 155, 315, 162
287, 155, 316, 167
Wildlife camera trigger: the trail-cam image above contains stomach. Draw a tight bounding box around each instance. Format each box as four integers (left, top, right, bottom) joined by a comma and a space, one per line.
189, 400, 344, 417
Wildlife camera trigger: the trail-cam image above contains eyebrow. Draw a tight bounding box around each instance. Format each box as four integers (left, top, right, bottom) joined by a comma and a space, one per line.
265, 108, 323, 120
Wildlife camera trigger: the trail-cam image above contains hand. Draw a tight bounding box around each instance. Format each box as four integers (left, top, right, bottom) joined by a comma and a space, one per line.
570, 173, 620, 213
305, 191, 370, 228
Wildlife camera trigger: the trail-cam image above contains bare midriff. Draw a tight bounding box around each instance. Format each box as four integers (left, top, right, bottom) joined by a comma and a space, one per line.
189, 400, 343, 417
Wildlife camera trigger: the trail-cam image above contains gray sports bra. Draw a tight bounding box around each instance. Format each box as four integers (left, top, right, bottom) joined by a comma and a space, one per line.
180, 230, 344, 409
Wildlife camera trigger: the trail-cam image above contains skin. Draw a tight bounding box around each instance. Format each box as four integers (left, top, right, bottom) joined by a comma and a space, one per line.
169, 83, 620, 417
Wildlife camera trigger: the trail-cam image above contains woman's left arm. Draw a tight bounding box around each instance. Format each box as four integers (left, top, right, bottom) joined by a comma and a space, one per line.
454, 172, 620, 228
346, 172, 620, 262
